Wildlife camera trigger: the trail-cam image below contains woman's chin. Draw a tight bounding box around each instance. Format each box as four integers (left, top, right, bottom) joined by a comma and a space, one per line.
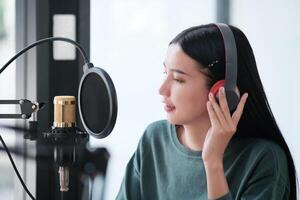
166, 115, 182, 125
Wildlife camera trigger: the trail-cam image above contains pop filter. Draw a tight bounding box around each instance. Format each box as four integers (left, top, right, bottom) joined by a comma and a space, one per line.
78, 63, 117, 139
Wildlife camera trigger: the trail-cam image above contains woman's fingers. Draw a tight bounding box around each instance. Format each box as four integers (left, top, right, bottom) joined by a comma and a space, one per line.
218, 87, 232, 122
207, 87, 248, 134
206, 101, 218, 127
208, 92, 229, 129
232, 93, 248, 126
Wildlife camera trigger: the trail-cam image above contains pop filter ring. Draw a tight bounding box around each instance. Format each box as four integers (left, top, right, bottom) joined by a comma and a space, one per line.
78, 66, 118, 139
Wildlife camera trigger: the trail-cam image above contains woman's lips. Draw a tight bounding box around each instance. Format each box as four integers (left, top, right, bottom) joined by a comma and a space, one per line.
164, 104, 175, 112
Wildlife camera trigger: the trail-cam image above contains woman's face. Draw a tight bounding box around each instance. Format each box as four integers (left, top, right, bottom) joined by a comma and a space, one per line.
159, 43, 210, 125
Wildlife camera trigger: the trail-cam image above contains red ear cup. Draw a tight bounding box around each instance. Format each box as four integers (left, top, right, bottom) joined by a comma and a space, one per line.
209, 80, 240, 112
209, 80, 225, 96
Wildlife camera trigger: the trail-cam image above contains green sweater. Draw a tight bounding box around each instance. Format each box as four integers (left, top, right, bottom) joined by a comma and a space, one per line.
116, 120, 290, 200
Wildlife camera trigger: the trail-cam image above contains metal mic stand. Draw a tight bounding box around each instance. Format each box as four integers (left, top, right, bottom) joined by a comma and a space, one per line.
43, 126, 89, 193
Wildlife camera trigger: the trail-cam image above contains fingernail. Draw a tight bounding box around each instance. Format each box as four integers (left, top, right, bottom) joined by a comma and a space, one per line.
221, 87, 225, 93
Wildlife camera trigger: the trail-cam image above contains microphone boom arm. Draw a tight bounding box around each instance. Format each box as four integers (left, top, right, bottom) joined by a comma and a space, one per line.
0, 99, 44, 119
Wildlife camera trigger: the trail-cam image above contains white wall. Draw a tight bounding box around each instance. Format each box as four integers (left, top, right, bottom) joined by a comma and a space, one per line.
90, 0, 215, 199
231, 0, 300, 188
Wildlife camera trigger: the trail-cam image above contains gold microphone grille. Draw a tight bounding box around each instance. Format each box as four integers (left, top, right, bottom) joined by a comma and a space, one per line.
53, 96, 76, 128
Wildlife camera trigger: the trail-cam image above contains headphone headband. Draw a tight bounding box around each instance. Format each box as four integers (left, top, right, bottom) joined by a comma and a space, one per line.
213, 23, 239, 111
214, 23, 238, 91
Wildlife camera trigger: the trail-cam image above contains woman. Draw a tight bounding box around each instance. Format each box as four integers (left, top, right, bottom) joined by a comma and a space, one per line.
116, 23, 297, 200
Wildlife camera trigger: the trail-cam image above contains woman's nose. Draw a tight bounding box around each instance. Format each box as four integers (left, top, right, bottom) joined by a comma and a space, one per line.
159, 78, 170, 96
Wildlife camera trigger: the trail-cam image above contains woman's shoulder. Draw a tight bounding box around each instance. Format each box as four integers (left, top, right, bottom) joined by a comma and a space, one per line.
135, 120, 173, 157
229, 137, 289, 176
139, 120, 172, 146
145, 119, 170, 130
242, 137, 286, 160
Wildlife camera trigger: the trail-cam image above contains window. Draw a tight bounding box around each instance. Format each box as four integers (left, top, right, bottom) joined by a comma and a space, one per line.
0, 0, 16, 200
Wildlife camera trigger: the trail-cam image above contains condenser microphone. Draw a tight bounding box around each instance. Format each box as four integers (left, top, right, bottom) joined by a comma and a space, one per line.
43, 96, 88, 193
53, 96, 76, 192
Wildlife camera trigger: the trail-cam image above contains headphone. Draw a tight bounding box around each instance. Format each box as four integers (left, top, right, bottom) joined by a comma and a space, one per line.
209, 23, 240, 112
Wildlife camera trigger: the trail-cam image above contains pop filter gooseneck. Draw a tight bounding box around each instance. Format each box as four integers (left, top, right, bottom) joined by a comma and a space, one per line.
0, 37, 89, 74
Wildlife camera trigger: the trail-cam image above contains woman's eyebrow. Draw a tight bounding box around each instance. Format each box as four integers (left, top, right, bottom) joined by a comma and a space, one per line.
163, 62, 191, 77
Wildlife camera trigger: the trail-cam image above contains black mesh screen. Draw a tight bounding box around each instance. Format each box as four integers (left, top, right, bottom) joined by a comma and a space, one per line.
80, 73, 110, 133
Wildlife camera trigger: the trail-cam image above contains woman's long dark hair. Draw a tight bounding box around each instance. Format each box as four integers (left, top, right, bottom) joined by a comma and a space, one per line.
170, 24, 297, 199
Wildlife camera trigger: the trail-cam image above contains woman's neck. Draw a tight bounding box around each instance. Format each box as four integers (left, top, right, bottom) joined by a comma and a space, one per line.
177, 117, 211, 151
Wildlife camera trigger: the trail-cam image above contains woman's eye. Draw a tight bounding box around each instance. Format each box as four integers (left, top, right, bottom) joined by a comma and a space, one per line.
174, 79, 184, 83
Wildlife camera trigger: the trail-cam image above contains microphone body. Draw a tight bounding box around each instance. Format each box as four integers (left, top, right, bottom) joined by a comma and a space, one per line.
44, 96, 88, 192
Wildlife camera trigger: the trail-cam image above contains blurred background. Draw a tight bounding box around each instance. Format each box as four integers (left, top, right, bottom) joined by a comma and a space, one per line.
0, 0, 299, 200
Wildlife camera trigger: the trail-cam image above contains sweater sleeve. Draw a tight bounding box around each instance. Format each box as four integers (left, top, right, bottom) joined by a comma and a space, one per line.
234, 141, 290, 200
240, 180, 290, 199
238, 164, 290, 200
115, 153, 141, 200
214, 140, 290, 200
212, 179, 289, 200
239, 145, 290, 199
213, 178, 289, 200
